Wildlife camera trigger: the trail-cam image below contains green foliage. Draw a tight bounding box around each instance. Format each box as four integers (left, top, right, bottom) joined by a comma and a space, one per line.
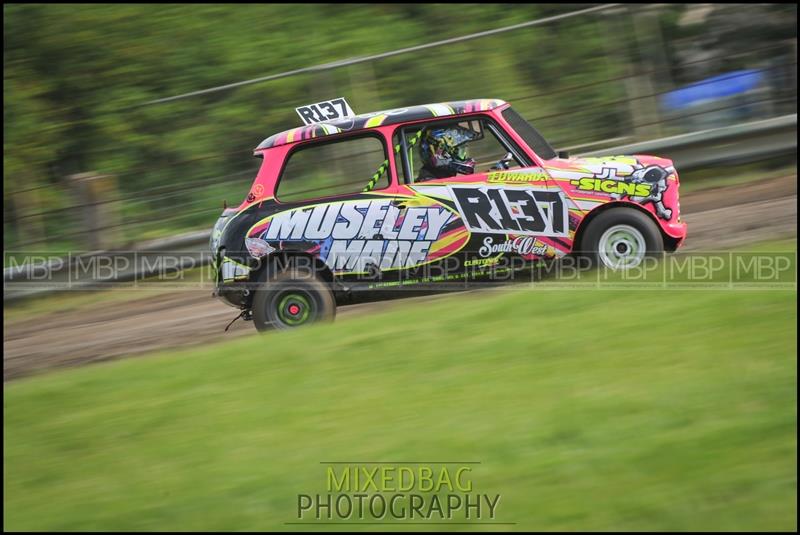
4, 4, 794, 250
3, 4, 634, 250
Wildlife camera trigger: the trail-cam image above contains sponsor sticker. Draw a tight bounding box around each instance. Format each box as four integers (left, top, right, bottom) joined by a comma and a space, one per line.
487, 170, 549, 183
255, 200, 454, 272
571, 177, 652, 197
478, 236, 548, 258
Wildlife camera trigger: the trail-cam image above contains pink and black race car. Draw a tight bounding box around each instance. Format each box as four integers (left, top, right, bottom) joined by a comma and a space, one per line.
210, 98, 687, 331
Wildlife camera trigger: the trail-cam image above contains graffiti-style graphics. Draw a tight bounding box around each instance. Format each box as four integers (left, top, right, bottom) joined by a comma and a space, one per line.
612, 165, 672, 220
210, 98, 688, 326
546, 156, 677, 221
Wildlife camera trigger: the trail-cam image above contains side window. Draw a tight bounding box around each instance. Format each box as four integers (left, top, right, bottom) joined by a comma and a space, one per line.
277, 135, 390, 203
394, 118, 523, 183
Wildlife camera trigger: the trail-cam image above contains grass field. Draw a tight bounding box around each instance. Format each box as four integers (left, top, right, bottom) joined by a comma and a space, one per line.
4, 248, 797, 531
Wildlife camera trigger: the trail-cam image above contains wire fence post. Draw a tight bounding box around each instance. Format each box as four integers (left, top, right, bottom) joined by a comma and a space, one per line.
68, 173, 121, 251
7, 186, 46, 249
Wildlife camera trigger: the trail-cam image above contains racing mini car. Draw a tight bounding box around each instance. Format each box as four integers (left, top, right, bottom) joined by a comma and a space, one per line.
210, 98, 687, 331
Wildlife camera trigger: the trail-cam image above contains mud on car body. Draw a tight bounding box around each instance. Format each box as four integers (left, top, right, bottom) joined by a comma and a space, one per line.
211, 98, 688, 331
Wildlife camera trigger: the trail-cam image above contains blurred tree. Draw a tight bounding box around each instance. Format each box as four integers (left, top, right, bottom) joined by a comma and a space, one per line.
3, 3, 795, 250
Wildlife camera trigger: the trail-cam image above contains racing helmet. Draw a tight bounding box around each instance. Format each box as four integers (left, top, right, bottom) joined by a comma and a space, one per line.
419, 125, 478, 176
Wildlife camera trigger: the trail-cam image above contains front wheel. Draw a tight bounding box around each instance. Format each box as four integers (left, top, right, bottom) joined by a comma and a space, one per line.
579, 207, 664, 270
252, 266, 336, 332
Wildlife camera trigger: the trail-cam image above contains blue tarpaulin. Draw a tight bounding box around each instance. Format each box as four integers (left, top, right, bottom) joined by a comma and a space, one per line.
661, 69, 764, 111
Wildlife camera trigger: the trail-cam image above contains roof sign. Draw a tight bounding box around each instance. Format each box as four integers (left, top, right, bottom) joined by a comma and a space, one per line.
295, 98, 355, 125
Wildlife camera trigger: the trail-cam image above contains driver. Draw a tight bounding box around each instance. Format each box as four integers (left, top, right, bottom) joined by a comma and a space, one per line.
417, 125, 478, 181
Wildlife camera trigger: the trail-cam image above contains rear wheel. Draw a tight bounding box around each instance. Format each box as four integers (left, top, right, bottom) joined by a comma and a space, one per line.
579, 207, 663, 270
252, 264, 336, 332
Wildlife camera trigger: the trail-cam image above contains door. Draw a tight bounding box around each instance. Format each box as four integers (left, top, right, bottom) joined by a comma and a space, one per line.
391, 116, 569, 283
247, 133, 400, 283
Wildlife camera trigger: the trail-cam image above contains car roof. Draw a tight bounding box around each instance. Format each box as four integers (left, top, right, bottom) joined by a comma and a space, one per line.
256, 98, 508, 150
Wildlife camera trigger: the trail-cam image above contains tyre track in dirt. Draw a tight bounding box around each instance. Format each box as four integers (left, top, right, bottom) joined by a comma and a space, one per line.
4, 175, 796, 381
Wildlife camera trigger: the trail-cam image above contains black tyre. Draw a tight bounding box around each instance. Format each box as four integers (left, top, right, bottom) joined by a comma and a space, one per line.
252, 264, 336, 332
579, 207, 663, 269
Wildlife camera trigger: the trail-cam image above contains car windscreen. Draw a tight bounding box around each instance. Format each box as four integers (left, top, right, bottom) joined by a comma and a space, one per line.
501, 107, 557, 160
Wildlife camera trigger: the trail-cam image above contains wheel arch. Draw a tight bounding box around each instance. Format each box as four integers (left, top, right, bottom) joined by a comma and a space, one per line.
573, 201, 679, 252
251, 251, 334, 284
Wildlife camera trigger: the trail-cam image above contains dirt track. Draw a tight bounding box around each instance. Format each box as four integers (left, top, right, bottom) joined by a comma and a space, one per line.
4, 175, 796, 381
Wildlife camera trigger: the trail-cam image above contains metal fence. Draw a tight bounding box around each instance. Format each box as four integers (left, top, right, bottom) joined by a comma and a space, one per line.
4, 3, 797, 254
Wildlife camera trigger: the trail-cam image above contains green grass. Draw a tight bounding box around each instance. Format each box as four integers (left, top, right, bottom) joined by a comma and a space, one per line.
4, 273, 797, 530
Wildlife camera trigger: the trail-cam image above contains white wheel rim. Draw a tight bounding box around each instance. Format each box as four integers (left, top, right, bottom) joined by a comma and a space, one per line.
598, 224, 646, 269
